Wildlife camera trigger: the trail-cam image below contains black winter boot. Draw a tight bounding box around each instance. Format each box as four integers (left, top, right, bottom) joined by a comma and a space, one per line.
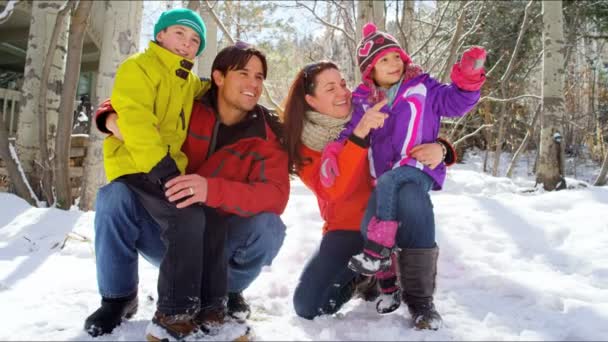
84, 293, 138, 337
227, 292, 250, 322
398, 245, 443, 330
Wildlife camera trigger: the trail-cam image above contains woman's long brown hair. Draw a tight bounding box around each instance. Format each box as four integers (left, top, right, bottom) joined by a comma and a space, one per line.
280, 61, 339, 176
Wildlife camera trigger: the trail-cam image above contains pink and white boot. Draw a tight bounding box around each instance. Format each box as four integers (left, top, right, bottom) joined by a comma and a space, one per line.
348, 217, 398, 275
375, 254, 402, 314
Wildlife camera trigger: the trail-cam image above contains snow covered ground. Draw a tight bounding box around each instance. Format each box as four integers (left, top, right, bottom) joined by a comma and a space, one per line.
1, 151, 607, 341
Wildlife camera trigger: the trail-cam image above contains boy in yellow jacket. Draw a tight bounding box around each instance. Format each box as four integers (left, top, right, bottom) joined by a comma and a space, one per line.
85, 8, 217, 341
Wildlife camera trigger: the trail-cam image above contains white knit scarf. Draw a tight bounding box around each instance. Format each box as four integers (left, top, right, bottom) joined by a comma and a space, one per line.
301, 110, 351, 152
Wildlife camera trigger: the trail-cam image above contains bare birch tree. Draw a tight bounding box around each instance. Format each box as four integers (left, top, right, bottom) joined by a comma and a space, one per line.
14, 0, 68, 205
54, 0, 93, 209
536, 0, 567, 190
188, 0, 217, 78
79, 0, 142, 211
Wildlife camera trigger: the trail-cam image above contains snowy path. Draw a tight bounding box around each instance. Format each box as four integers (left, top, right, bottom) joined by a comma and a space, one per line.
1, 158, 607, 341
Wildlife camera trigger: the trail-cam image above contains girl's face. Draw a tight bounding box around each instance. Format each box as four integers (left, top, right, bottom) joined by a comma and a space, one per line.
372, 51, 405, 89
305, 68, 352, 119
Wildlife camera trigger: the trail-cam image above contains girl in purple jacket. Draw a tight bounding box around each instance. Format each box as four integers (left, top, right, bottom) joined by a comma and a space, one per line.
320, 23, 486, 326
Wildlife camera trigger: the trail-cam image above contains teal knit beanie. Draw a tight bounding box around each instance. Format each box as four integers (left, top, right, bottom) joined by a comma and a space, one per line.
154, 8, 206, 57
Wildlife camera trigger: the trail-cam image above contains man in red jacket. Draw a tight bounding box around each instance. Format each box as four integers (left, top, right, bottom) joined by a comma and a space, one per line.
85, 42, 289, 337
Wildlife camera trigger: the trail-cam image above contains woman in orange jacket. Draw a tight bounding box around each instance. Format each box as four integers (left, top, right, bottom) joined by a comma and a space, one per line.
282, 61, 455, 328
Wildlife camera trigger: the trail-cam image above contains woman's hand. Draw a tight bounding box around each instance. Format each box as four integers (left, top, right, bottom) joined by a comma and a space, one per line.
164, 174, 208, 208
410, 142, 445, 170
353, 99, 388, 139
106, 113, 124, 141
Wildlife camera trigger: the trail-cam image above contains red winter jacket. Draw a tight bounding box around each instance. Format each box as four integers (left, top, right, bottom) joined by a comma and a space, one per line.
95, 97, 289, 216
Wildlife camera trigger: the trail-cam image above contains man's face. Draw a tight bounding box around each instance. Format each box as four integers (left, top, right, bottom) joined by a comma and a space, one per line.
214, 55, 264, 113
156, 25, 201, 60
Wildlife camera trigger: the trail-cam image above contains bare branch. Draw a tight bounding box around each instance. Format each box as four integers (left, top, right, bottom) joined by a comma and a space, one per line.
454, 124, 493, 146
506, 102, 541, 178
0, 0, 19, 25
441, 1, 467, 82
295, 0, 355, 43
481, 94, 542, 103
499, 0, 534, 83
203, 0, 283, 112
410, 0, 451, 58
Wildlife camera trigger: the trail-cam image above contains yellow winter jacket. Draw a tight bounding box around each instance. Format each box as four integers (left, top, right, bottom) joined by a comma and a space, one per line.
104, 41, 210, 182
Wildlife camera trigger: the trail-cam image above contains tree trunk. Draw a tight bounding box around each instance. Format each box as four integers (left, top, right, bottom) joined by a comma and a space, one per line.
79, 0, 142, 211
189, 0, 217, 78
536, 0, 567, 191
492, 0, 533, 177
506, 103, 541, 178
441, 1, 467, 83
54, 0, 93, 210
0, 117, 36, 205
398, 0, 415, 52
356, 0, 385, 85
15, 0, 68, 205
594, 150, 608, 186
357, 0, 385, 32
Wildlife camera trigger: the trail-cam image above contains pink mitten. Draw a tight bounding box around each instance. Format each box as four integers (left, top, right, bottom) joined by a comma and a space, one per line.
451, 46, 487, 91
320, 141, 344, 188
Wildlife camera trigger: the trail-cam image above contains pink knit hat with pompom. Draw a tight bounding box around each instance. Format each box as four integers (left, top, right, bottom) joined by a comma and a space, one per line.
357, 22, 412, 84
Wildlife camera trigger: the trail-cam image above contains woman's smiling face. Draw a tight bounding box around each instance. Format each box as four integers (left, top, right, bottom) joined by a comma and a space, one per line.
305, 68, 352, 119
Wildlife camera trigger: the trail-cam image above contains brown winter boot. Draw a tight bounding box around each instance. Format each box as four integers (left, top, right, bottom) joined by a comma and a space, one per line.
194, 305, 226, 335
145, 311, 200, 341
398, 245, 443, 330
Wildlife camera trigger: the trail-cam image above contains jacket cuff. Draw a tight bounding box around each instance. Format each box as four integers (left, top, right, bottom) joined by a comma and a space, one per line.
95, 98, 114, 134
204, 177, 219, 207
437, 137, 457, 166
348, 134, 369, 148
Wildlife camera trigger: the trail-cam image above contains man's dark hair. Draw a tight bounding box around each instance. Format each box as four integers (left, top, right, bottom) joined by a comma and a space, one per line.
210, 42, 268, 93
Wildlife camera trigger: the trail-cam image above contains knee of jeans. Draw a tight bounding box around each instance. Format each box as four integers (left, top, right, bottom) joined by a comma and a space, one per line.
375, 171, 394, 190
95, 182, 136, 214
293, 284, 318, 320
250, 213, 286, 262
397, 183, 433, 214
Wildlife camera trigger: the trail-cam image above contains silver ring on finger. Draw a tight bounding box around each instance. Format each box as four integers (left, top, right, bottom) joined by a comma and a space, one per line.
189, 186, 194, 196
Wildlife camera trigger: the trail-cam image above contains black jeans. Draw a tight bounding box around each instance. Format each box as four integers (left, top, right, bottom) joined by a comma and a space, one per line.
293, 230, 364, 319
117, 174, 224, 316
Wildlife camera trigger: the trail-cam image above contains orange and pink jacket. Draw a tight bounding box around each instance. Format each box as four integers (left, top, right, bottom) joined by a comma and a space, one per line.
298, 138, 373, 234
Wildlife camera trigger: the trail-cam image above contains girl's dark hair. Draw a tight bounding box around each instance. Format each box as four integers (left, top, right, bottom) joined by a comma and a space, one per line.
280, 61, 339, 175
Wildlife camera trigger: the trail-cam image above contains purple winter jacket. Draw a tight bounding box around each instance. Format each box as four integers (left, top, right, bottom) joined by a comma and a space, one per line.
337, 74, 480, 190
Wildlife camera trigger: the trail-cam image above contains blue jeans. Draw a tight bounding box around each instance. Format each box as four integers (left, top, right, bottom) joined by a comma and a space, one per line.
293, 230, 363, 319
362, 167, 436, 249
94, 182, 286, 300
374, 165, 434, 221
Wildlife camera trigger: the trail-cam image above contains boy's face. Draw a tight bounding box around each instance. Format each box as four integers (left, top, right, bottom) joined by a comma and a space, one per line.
213, 55, 265, 113
156, 25, 200, 60
372, 51, 404, 89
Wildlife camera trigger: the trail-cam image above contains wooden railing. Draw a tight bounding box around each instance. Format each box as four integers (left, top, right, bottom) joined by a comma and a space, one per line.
0, 88, 20, 137
0, 135, 89, 199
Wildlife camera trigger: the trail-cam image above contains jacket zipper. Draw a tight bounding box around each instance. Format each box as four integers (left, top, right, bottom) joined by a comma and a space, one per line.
207, 119, 221, 159
179, 108, 185, 130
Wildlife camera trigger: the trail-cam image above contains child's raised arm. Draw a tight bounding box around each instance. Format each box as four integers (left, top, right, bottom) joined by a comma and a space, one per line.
429, 46, 487, 118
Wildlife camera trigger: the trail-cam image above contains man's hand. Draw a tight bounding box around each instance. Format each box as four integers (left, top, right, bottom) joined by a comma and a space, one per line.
165, 174, 208, 208
106, 113, 123, 141
410, 142, 445, 170
353, 99, 388, 139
